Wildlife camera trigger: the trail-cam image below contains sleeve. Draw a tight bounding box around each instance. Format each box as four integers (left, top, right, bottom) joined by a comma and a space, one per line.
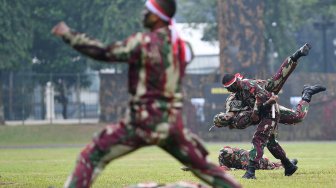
225, 94, 237, 113
62, 31, 143, 63
225, 93, 249, 112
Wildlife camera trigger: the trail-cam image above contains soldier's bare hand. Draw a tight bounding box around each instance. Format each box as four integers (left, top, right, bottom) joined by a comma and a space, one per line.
51, 21, 70, 36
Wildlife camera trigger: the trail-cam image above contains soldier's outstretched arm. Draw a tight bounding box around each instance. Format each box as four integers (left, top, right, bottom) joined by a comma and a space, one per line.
52, 21, 141, 63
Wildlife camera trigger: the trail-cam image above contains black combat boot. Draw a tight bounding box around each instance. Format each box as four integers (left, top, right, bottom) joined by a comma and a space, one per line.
242, 162, 256, 179
281, 158, 298, 176
290, 43, 312, 62
302, 85, 326, 102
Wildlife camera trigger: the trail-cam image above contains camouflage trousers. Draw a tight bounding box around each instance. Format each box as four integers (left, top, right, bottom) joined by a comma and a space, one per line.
249, 113, 286, 165
249, 57, 304, 165
264, 57, 298, 95
64, 107, 240, 188
249, 101, 309, 164
218, 146, 282, 170
279, 100, 309, 124
269, 57, 310, 124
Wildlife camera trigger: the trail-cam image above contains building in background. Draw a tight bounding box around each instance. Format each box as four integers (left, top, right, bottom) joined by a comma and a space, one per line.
177, 23, 220, 74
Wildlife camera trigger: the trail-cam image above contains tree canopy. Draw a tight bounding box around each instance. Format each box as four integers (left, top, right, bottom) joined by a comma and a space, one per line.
0, 0, 32, 71
1, 0, 336, 74
30, 0, 143, 75
1, 0, 143, 76
178, 0, 336, 73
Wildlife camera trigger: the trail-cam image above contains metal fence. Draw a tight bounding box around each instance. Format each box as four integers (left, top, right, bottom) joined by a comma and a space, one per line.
2, 72, 100, 123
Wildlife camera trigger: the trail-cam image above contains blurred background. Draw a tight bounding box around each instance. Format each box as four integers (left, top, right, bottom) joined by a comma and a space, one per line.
1, 0, 336, 141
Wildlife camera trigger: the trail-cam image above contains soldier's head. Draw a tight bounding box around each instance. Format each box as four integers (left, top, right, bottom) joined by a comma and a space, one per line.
143, 0, 176, 29
218, 146, 234, 166
222, 146, 233, 154
213, 112, 235, 128
222, 73, 243, 92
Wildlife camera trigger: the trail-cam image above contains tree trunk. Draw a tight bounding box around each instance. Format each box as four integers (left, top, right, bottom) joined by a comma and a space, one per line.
217, 0, 267, 78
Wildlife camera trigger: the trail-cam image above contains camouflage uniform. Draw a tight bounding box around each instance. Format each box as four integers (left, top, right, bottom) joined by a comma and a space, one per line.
224, 57, 308, 130
224, 78, 283, 166
61, 27, 239, 188
222, 57, 299, 168
218, 146, 282, 170
217, 44, 324, 178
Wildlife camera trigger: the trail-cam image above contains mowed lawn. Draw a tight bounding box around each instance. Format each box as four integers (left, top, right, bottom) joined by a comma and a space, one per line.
0, 125, 336, 188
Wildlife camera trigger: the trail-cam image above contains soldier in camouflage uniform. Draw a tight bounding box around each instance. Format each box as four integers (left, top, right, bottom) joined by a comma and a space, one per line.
213, 84, 326, 130
219, 44, 325, 179
182, 145, 287, 172
52, 0, 241, 188
215, 44, 326, 130
218, 146, 298, 170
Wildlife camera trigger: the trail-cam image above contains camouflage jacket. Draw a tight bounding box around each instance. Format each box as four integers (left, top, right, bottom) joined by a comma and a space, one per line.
218, 146, 250, 169
218, 146, 282, 170
228, 111, 255, 129
62, 27, 188, 111
225, 79, 271, 113
223, 79, 273, 129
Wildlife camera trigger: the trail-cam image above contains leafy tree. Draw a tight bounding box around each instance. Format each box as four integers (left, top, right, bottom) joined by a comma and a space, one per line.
31, 0, 143, 76
82, 0, 143, 71
30, 1, 138, 76
31, 0, 90, 82
0, 0, 33, 123
0, 0, 32, 70
265, 0, 336, 73
178, 0, 336, 74
30, 0, 143, 120
177, 0, 218, 42
0, 0, 144, 122
294, 0, 336, 72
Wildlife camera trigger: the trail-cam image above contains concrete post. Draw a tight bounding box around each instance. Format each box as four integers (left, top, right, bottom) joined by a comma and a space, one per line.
45, 81, 55, 120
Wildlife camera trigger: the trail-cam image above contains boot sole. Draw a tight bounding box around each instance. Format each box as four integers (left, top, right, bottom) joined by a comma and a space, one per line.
285, 166, 298, 176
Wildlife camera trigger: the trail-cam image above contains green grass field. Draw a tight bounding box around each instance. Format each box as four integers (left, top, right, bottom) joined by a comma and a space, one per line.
0, 125, 336, 188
